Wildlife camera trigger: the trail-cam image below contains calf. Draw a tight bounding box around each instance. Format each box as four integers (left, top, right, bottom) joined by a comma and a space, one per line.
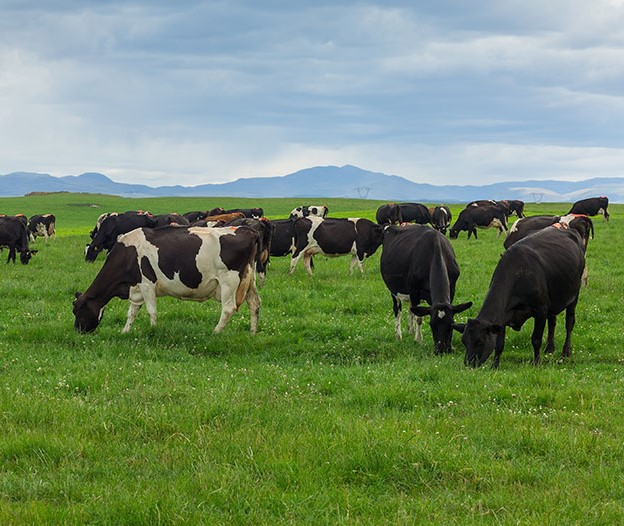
73, 225, 261, 334
449, 205, 508, 239
568, 196, 609, 221
380, 225, 472, 353
290, 217, 383, 276
375, 203, 402, 225
27, 214, 56, 242
456, 226, 586, 368
430, 205, 452, 235
0, 216, 37, 264
290, 205, 329, 219
397, 203, 432, 225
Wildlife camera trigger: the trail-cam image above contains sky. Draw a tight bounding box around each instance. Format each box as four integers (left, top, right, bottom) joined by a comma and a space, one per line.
1, 0, 624, 187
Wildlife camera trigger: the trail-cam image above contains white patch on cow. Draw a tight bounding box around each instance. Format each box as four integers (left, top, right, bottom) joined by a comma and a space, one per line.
487, 218, 503, 229
509, 218, 522, 234
559, 214, 575, 225
437, 310, 446, 319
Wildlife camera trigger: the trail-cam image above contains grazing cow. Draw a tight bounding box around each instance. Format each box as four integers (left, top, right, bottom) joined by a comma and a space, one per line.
85, 212, 158, 261
430, 205, 452, 235
226, 217, 275, 284
28, 214, 56, 242
375, 203, 403, 225
504, 214, 594, 250
0, 216, 37, 264
182, 208, 225, 223
289, 205, 329, 219
223, 208, 264, 219
468, 199, 525, 219
397, 203, 432, 225
456, 226, 586, 368
449, 205, 508, 239
568, 196, 609, 221
380, 225, 472, 353
73, 225, 261, 334
290, 217, 384, 275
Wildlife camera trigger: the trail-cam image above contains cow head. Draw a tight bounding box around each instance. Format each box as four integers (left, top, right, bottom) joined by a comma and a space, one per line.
412, 301, 472, 354
73, 292, 105, 333
454, 318, 504, 367
20, 249, 38, 265
85, 243, 103, 262
449, 226, 460, 239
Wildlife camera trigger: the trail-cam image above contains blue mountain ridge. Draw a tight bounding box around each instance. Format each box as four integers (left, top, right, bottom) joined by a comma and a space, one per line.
1, 165, 623, 202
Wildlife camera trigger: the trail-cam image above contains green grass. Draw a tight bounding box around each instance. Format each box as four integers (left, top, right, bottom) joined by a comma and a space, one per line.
0, 196, 622, 524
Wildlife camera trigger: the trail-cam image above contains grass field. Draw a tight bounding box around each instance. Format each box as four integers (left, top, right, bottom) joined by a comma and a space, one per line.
0, 194, 622, 524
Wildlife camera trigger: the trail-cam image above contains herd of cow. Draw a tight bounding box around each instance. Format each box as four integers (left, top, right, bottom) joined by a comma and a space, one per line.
0, 195, 610, 368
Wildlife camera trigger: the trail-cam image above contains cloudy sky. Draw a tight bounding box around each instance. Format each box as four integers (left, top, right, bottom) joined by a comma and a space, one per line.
1, 1, 624, 187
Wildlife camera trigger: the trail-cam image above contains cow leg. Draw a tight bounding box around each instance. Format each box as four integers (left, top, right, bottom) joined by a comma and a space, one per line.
531, 314, 547, 365
491, 329, 506, 369
214, 278, 240, 333
246, 281, 261, 335
545, 314, 557, 354
414, 316, 423, 342
122, 303, 142, 333
472, 227, 478, 239
392, 296, 402, 340
7, 247, 15, 264
303, 252, 314, 276
562, 300, 578, 358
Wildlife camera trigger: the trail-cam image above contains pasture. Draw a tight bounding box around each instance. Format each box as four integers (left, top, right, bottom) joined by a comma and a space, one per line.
0, 193, 622, 524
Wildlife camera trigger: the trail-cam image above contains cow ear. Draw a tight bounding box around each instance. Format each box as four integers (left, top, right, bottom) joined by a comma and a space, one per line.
411, 305, 431, 317
452, 301, 473, 314
74, 291, 82, 299
452, 323, 466, 333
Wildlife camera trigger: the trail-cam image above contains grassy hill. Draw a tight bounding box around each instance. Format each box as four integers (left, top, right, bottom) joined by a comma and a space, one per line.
0, 196, 622, 523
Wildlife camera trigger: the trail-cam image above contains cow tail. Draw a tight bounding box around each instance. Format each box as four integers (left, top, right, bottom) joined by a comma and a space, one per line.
235, 234, 259, 307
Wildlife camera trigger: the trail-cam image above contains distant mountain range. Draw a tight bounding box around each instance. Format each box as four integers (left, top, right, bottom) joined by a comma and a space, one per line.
2, 165, 623, 203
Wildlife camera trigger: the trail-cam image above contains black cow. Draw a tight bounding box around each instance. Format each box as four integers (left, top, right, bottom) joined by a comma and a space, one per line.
456, 226, 586, 368
449, 205, 508, 239
430, 205, 452, 235
270, 219, 296, 257
73, 225, 261, 334
223, 208, 264, 219
568, 196, 609, 221
182, 208, 225, 223
226, 217, 275, 285
290, 217, 384, 275
375, 203, 403, 225
28, 214, 56, 242
290, 205, 329, 219
380, 225, 472, 353
505, 200, 526, 218
468, 199, 525, 219
150, 213, 190, 227
0, 216, 37, 264
86, 212, 158, 261
505, 214, 594, 250
397, 203, 432, 225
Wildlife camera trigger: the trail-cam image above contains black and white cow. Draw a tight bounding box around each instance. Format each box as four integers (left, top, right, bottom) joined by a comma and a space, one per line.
568, 196, 609, 221
223, 208, 264, 219
290, 205, 329, 219
290, 217, 384, 275
397, 203, 432, 225
504, 214, 594, 250
430, 205, 452, 235
0, 216, 37, 264
449, 205, 508, 239
468, 199, 525, 219
456, 226, 586, 368
504, 200, 526, 218
27, 214, 56, 242
380, 225, 472, 353
73, 225, 261, 334
375, 203, 402, 225
86, 211, 158, 261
